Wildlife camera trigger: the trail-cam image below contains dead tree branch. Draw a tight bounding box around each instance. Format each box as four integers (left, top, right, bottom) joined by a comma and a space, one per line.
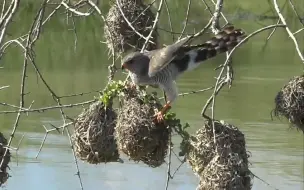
273, 0, 304, 63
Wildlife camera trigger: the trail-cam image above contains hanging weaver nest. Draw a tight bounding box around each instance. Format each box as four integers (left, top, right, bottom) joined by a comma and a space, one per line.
273, 75, 304, 133
186, 119, 252, 190
197, 155, 252, 190
0, 132, 10, 187
72, 101, 120, 164
115, 88, 169, 167
104, 0, 159, 54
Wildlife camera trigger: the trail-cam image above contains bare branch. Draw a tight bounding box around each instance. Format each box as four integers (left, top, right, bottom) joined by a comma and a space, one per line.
293, 28, 304, 35
140, 0, 164, 52
288, 0, 304, 26
0, 85, 9, 90
0, 0, 20, 46
165, 130, 172, 190
202, 24, 287, 118
115, 0, 156, 47
164, 0, 175, 41
178, 0, 192, 40
61, 1, 91, 16
211, 0, 223, 33
273, 0, 304, 62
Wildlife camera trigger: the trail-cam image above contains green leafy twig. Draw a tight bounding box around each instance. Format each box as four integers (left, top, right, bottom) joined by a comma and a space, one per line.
98, 80, 125, 106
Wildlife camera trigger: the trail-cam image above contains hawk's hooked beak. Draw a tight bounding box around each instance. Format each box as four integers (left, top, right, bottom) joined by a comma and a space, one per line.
121, 63, 128, 70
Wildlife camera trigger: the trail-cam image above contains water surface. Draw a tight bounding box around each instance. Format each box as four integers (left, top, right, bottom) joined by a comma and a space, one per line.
0, 0, 303, 190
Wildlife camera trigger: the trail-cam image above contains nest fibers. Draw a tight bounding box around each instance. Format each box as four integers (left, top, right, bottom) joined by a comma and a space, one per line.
72, 101, 120, 164
0, 132, 10, 187
273, 75, 304, 133
104, 0, 159, 54
115, 89, 169, 167
186, 119, 252, 190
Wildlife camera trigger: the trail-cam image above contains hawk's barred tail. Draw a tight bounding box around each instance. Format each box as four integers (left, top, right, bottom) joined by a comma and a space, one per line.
179, 25, 247, 72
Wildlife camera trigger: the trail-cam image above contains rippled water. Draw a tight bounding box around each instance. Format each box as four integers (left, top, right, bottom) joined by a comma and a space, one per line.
1, 0, 304, 189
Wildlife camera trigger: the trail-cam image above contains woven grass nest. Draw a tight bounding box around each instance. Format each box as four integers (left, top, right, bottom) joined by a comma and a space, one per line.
104, 0, 159, 54
115, 88, 169, 168
273, 75, 304, 133
72, 101, 120, 164
186, 119, 252, 190
0, 132, 10, 187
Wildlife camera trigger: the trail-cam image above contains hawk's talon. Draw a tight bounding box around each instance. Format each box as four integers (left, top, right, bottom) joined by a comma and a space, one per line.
126, 82, 137, 90
153, 102, 171, 124
154, 111, 165, 124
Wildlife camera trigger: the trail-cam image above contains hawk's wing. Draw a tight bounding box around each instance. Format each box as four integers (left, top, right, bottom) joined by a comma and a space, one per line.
147, 36, 193, 77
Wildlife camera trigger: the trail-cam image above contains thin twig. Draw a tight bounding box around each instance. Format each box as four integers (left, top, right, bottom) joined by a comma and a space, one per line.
178, 0, 192, 40
61, 2, 91, 16
0, 100, 96, 114
251, 171, 280, 190
0, 85, 9, 90
164, 0, 175, 41
0, 0, 47, 177
293, 28, 304, 35
287, 0, 304, 26
0, 0, 20, 47
140, 0, 164, 52
266, 19, 280, 41
209, 0, 228, 24
115, 0, 156, 47
211, 0, 223, 34
202, 24, 287, 118
273, 0, 304, 62
159, 86, 214, 100
165, 129, 172, 190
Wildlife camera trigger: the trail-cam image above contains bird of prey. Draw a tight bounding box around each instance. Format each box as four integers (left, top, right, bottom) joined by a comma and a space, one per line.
121, 25, 247, 123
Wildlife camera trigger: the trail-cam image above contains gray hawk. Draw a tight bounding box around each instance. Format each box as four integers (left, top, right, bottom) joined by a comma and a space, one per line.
121, 25, 247, 122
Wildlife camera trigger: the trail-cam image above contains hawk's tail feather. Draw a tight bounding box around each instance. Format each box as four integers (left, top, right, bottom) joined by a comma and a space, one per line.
181, 25, 247, 71
186, 25, 246, 49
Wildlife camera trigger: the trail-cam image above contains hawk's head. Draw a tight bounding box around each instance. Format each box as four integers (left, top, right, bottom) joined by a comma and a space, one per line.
121, 52, 149, 76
